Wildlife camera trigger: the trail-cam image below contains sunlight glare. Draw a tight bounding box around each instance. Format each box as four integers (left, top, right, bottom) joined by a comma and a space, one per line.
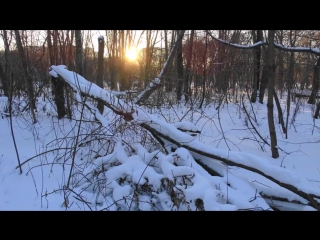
126, 48, 138, 61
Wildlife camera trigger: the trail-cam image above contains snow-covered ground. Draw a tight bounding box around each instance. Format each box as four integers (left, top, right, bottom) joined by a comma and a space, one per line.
1, 75, 319, 211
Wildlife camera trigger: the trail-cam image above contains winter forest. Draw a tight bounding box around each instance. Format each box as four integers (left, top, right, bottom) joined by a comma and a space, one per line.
0, 30, 320, 211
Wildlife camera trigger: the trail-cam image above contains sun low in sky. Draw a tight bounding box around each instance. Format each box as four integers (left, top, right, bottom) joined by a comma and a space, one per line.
126, 47, 138, 61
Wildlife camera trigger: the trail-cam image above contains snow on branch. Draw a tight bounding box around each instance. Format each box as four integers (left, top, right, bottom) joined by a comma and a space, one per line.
49, 65, 136, 121
207, 30, 320, 56
207, 31, 264, 49
274, 43, 320, 55
49, 65, 320, 210
79, 141, 274, 210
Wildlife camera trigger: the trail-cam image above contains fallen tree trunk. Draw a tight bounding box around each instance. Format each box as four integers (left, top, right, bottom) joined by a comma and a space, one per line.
141, 123, 320, 210
49, 65, 320, 210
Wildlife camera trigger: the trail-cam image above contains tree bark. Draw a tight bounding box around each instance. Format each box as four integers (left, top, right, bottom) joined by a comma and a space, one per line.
176, 30, 184, 101
97, 36, 105, 114
216, 30, 226, 93
164, 30, 171, 92
259, 49, 268, 104
250, 30, 262, 103
119, 30, 127, 91
109, 30, 117, 90
286, 33, 295, 138
266, 30, 279, 158
184, 30, 194, 103
273, 89, 286, 134
258, 31, 267, 104
276, 30, 285, 99
0, 62, 9, 97
1, 30, 13, 101
250, 30, 258, 102
315, 102, 320, 118
47, 30, 66, 119
199, 31, 208, 109
14, 30, 37, 124
165, 31, 175, 92
75, 30, 83, 77
307, 56, 320, 105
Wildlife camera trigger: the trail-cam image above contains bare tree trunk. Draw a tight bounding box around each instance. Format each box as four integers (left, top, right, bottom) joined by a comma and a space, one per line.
119, 30, 127, 91
47, 30, 66, 119
0, 30, 13, 99
97, 36, 105, 114
141, 30, 159, 91
199, 31, 208, 109
277, 30, 285, 99
2, 30, 11, 74
57, 31, 67, 65
56, 30, 72, 119
176, 30, 184, 101
184, 30, 194, 103
216, 30, 224, 92
144, 30, 151, 88
164, 30, 170, 92
59, 31, 76, 121
66, 30, 75, 70
251, 30, 263, 102
278, 52, 285, 98
165, 31, 175, 92
75, 30, 83, 76
285, 32, 296, 138
273, 89, 286, 134
259, 50, 268, 104
256, 30, 263, 77
14, 30, 37, 124
0, 62, 9, 97
315, 102, 320, 118
250, 30, 258, 102
267, 30, 279, 158
109, 30, 117, 90
1, 30, 13, 100
307, 56, 320, 105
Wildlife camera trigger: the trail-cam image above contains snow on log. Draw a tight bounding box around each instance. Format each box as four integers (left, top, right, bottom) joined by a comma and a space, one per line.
49, 65, 320, 210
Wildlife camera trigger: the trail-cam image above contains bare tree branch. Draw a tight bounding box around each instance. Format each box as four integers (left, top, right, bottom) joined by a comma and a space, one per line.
134, 30, 185, 105
207, 30, 320, 56
50, 65, 320, 210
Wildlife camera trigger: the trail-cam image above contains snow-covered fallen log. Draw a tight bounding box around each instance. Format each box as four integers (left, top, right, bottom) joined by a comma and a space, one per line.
76, 141, 275, 210
48, 65, 320, 210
